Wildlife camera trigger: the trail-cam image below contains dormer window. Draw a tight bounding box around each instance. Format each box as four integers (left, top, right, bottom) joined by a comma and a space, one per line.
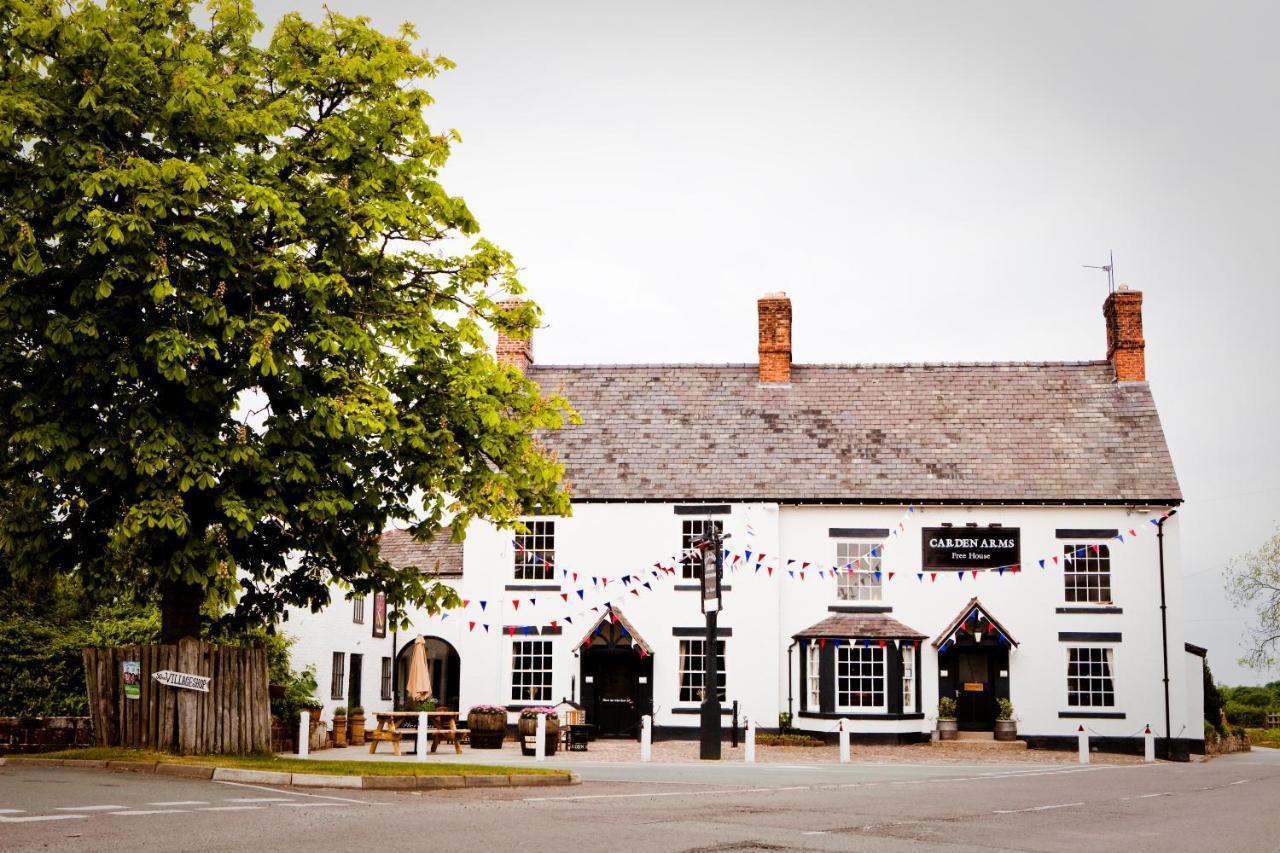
835, 541, 882, 601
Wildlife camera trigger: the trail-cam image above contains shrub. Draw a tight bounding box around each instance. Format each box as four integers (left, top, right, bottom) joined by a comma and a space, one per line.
334, 706, 347, 716
756, 732, 825, 747
1204, 720, 1219, 744
938, 696, 957, 720
1223, 702, 1269, 727
778, 711, 794, 732
996, 698, 1015, 721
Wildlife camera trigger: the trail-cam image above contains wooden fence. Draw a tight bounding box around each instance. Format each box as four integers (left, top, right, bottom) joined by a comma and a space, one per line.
82, 639, 270, 754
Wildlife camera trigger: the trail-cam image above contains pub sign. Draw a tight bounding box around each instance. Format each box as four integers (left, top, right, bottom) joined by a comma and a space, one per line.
922, 527, 1021, 571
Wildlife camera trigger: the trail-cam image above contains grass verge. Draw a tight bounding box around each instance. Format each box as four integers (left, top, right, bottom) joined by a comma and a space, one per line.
1245, 728, 1280, 748
34, 747, 565, 777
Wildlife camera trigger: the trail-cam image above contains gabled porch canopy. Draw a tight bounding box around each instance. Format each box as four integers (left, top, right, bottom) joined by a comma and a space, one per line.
571, 605, 653, 655
792, 613, 928, 642
933, 596, 1019, 649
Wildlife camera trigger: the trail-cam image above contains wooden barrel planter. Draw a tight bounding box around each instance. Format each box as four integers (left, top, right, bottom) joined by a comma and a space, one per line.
467, 708, 508, 749
518, 712, 559, 756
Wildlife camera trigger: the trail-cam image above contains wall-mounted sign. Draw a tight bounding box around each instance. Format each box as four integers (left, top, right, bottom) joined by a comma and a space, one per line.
701, 548, 721, 614
923, 527, 1021, 571
152, 670, 211, 693
122, 660, 140, 700
963, 682, 985, 692
372, 592, 387, 639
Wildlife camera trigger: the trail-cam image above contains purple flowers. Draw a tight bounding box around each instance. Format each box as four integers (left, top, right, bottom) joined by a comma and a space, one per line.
468, 704, 507, 714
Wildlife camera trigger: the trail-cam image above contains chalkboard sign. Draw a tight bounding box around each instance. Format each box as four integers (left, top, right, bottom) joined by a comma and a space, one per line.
923, 527, 1021, 571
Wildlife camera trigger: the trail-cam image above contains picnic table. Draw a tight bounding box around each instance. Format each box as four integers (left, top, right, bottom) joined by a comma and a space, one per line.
367, 711, 467, 756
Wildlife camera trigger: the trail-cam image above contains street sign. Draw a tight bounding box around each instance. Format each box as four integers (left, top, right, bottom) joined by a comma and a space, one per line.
152, 670, 211, 693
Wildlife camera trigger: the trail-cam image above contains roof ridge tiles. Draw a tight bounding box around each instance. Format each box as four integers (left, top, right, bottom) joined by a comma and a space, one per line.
530, 359, 1111, 371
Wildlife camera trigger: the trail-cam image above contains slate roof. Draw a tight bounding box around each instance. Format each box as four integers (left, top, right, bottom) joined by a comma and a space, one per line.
792, 613, 929, 640
529, 361, 1182, 503
377, 527, 463, 577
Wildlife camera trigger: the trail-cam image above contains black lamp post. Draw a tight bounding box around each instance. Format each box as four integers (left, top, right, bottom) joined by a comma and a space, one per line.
696, 522, 728, 760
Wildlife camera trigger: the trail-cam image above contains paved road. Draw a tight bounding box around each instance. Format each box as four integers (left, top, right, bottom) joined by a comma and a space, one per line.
3, 750, 1278, 852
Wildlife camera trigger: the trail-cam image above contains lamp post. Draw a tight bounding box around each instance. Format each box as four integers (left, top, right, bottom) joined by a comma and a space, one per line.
696, 522, 728, 760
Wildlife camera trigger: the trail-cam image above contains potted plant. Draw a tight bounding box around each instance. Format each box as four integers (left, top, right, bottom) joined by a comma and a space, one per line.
994, 698, 1017, 741
332, 706, 348, 747
517, 707, 560, 755
778, 711, 794, 733
467, 704, 508, 749
936, 697, 958, 741
349, 706, 366, 746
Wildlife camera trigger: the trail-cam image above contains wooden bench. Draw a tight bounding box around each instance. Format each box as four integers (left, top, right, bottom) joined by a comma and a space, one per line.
368, 712, 467, 756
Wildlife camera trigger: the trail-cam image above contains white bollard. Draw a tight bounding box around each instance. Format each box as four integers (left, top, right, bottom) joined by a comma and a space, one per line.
640, 714, 652, 762
839, 720, 851, 764
535, 712, 546, 761
745, 718, 756, 763
1077, 725, 1089, 764
416, 711, 428, 762
298, 710, 310, 757
1144, 725, 1155, 763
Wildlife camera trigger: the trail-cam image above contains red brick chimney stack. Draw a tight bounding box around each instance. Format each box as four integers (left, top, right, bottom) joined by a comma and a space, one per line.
496, 298, 533, 373
758, 292, 792, 384
1103, 286, 1145, 382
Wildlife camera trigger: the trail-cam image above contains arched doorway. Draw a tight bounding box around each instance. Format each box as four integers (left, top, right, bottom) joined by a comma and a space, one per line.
396, 636, 461, 711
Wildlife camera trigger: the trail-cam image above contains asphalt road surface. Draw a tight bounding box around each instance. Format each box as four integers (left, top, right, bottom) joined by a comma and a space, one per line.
3, 750, 1278, 852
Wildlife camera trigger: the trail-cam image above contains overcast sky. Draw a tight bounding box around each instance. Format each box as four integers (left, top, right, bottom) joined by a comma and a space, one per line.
254, 0, 1279, 684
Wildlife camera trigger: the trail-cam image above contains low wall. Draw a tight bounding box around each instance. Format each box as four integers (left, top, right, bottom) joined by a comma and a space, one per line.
1206, 732, 1251, 756
0, 716, 94, 754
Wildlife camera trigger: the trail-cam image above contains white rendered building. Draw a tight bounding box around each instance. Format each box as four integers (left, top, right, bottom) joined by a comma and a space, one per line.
286, 290, 1204, 759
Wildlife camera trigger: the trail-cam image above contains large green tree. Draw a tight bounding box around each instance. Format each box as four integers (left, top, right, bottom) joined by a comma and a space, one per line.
0, 0, 573, 641
1227, 526, 1280, 670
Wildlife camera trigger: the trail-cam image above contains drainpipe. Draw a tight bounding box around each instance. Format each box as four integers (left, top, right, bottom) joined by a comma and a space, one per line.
1157, 509, 1177, 760
786, 639, 797, 720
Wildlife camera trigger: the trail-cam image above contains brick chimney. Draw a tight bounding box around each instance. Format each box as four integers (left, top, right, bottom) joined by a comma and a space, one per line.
1103, 286, 1145, 382
758, 292, 792, 384
495, 298, 533, 373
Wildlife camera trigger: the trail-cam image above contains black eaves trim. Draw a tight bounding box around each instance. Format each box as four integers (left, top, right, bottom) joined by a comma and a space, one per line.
505, 584, 562, 592
1058, 632, 1122, 642
1059, 711, 1127, 719
674, 505, 732, 516
675, 584, 733, 592
1055, 606, 1124, 615
672, 627, 733, 637
829, 528, 891, 539
670, 707, 734, 715
1056, 529, 1119, 539
798, 712, 925, 721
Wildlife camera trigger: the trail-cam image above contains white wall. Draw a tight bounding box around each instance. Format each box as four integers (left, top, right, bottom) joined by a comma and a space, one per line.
286, 502, 1192, 744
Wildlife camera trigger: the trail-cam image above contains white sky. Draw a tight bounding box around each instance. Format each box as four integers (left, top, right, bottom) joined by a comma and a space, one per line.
253, 0, 1280, 685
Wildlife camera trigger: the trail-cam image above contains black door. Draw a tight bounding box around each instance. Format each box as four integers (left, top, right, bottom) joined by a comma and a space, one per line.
582, 646, 641, 737
956, 650, 994, 731
348, 653, 363, 711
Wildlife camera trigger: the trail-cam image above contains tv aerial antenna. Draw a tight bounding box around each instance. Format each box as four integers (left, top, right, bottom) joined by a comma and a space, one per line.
1083, 250, 1116, 293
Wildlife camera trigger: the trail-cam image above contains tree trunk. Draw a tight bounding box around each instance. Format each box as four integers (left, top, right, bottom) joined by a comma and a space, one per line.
160, 581, 204, 643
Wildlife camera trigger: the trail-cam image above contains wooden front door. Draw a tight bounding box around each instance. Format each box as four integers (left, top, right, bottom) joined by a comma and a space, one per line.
348, 653, 363, 711
956, 650, 994, 731
583, 646, 641, 738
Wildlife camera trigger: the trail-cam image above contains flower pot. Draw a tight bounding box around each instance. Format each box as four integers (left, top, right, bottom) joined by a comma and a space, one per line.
936, 719, 959, 741
467, 710, 508, 749
350, 714, 366, 746
517, 714, 559, 756
993, 720, 1017, 742
332, 715, 348, 748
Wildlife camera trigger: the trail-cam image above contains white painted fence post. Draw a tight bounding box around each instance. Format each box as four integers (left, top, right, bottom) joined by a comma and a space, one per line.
640, 714, 652, 762
1144, 725, 1155, 763
416, 711, 428, 762
745, 718, 756, 763
298, 710, 310, 757
1077, 725, 1089, 764
839, 720, 851, 764
535, 712, 546, 761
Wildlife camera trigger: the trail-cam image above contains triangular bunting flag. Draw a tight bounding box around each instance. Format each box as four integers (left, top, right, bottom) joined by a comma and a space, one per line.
469, 621, 476, 632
